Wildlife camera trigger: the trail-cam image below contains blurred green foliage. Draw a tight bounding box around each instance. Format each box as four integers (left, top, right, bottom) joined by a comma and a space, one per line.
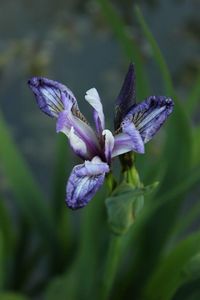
0, 1, 200, 300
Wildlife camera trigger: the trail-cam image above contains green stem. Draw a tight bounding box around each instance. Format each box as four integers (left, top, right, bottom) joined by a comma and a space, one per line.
101, 174, 122, 300
101, 235, 123, 300
101, 157, 143, 299
106, 172, 117, 194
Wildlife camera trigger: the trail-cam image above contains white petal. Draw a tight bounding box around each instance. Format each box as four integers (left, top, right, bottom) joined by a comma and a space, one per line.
68, 127, 88, 159
85, 88, 105, 134
102, 129, 115, 162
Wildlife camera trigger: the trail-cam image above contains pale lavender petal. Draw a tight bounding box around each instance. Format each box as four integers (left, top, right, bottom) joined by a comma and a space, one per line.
114, 63, 136, 130
121, 119, 144, 153
112, 133, 134, 157
56, 103, 100, 158
112, 123, 144, 158
68, 127, 88, 159
28, 77, 77, 118
85, 88, 105, 135
66, 157, 109, 209
125, 96, 174, 143
102, 130, 115, 163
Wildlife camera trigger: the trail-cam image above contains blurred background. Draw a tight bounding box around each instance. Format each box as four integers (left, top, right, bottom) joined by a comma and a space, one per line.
0, 0, 200, 299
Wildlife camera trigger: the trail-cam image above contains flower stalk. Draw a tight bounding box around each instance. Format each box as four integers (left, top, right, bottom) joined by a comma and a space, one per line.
101, 234, 123, 300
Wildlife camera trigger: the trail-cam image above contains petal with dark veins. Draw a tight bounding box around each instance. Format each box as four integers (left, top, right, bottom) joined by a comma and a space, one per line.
66, 157, 109, 209
28, 77, 77, 118
125, 96, 174, 143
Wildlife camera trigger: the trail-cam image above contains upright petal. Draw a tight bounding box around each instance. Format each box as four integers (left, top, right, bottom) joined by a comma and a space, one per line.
85, 88, 105, 135
102, 130, 115, 163
28, 77, 77, 118
66, 157, 109, 209
124, 96, 174, 143
114, 63, 136, 130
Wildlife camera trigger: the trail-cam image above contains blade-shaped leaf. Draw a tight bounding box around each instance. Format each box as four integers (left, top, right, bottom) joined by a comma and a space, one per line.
0, 293, 29, 300
143, 233, 200, 300
185, 73, 200, 116
0, 111, 58, 249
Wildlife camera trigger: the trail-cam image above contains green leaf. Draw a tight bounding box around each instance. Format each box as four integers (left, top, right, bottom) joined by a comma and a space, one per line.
123, 164, 200, 298
0, 198, 15, 255
183, 253, 200, 281
51, 135, 73, 272
0, 112, 58, 249
52, 134, 71, 215
135, 5, 173, 95
173, 278, 200, 300
0, 230, 4, 290
135, 5, 192, 192
143, 233, 200, 300
185, 73, 200, 116
192, 126, 200, 167
45, 188, 110, 300
0, 293, 29, 300
44, 274, 75, 300
106, 182, 158, 235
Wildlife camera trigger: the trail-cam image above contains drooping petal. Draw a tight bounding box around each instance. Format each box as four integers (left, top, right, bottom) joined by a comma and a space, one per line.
114, 63, 136, 130
112, 133, 134, 157
124, 96, 174, 143
85, 88, 105, 135
28, 77, 77, 118
68, 127, 88, 159
102, 130, 115, 163
56, 102, 100, 158
66, 157, 109, 209
112, 121, 145, 158
121, 119, 145, 153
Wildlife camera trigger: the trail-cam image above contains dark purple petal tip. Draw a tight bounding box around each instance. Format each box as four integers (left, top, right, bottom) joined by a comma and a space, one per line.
28, 77, 76, 118
114, 63, 136, 129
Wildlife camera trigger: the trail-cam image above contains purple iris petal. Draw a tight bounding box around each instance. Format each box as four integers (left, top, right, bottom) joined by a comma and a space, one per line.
112, 125, 144, 157
114, 63, 136, 130
66, 157, 109, 209
28, 77, 77, 118
125, 96, 174, 143
121, 119, 145, 153
112, 133, 135, 157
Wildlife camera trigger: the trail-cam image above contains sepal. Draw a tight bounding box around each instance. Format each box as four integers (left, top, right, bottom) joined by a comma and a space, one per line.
105, 181, 158, 235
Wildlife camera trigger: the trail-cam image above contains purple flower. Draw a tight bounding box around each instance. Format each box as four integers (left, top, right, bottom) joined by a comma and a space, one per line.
28, 64, 174, 209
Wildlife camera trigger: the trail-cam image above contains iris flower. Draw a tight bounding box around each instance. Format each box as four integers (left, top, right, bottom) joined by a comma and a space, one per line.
28, 64, 174, 209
